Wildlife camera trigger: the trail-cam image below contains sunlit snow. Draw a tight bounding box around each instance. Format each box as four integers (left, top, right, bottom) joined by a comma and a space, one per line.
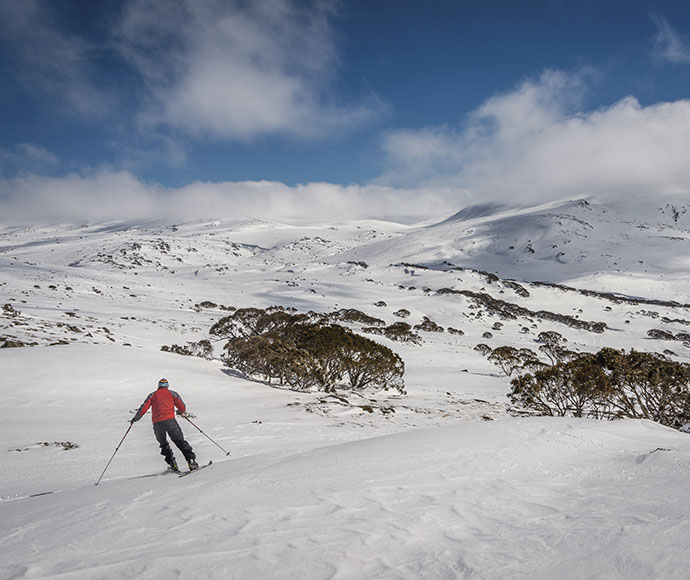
2, 196, 690, 579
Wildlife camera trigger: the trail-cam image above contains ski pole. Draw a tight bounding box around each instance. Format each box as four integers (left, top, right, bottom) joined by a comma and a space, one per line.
95, 422, 134, 486
182, 415, 231, 456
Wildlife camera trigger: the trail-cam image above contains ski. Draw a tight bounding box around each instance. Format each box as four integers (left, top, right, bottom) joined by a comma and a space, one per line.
178, 460, 212, 477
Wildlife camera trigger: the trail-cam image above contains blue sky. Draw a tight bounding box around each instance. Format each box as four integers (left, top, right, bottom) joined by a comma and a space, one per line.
1, 0, 690, 222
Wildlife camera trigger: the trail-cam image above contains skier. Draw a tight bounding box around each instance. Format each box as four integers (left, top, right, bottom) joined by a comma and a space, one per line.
131, 378, 199, 472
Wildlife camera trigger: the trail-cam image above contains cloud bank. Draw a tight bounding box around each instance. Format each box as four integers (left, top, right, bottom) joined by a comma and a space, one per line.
3, 67, 690, 225
0, 171, 445, 224
380, 70, 690, 203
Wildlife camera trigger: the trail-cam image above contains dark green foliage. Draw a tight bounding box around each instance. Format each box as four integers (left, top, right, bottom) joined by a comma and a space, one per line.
510, 348, 690, 428
161, 339, 213, 359
210, 306, 310, 339
341, 332, 405, 392
363, 321, 422, 344
647, 328, 676, 340
2, 303, 20, 317
1, 337, 33, 348
536, 331, 576, 365
220, 309, 406, 393
414, 316, 444, 333
489, 346, 544, 377
474, 343, 492, 356
328, 308, 385, 327
510, 356, 613, 418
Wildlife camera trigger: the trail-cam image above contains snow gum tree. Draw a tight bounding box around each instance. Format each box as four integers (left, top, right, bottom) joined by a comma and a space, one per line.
488, 346, 543, 377
510, 347, 690, 428
219, 308, 406, 394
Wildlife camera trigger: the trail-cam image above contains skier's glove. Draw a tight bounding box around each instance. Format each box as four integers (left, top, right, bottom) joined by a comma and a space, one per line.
176, 410, 184, 416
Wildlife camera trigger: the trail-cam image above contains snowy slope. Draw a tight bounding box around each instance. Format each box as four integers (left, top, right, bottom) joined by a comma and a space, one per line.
3, 408, 690, 579
333, 196, 690, 301
2, 195, 690, 579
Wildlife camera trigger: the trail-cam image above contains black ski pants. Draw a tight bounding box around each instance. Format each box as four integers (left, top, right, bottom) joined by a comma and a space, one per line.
153, 418, 195, 465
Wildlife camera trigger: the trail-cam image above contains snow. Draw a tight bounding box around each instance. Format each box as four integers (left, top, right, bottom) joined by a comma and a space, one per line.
2, 195, 690, 579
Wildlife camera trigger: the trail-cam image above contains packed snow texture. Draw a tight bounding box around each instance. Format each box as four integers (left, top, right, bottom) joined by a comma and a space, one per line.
2, 195, 690, 579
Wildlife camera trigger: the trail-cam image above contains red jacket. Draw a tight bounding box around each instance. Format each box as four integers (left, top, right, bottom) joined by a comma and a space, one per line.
133, 387, 186, 424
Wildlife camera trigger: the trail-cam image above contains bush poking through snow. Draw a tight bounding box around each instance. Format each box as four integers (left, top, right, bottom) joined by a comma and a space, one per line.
363, 321, 422, 344
536, 331, 577, 365
161, 339, 213, 359
3, 303, 21, 318
219, 308, 406, 394
210, 307, 308, 340
488, 346, 544, 377
328, 309, 385, 327
510, 348, 690, 429
414, 316, 444, 333
474, 343, 492, 356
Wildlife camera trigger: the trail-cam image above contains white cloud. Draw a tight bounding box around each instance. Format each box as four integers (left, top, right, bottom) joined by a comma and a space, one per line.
653, 15, 690, 65
0, 170, 445, 224
380, 69, 690, 203
115, 0, 385, 140
0, 0, 383, 154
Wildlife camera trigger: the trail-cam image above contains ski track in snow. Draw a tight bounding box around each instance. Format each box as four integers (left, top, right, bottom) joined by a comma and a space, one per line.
2, 197, 690, 579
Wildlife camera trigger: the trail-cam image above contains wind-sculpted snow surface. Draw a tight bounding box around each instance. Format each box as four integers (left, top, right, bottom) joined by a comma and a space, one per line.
2, 417, 690, 579
2, 196, 690, 579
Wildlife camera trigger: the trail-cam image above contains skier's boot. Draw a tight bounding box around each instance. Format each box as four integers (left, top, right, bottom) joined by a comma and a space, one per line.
168, 458, 179, 472
188, 458, 199, 471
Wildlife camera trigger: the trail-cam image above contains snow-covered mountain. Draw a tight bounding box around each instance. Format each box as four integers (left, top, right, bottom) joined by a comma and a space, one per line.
2, 195, 690, 579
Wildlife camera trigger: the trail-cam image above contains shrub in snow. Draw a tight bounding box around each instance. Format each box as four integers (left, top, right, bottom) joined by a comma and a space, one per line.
1, 336, 35, 348
503, 280, 530, 298
161, 339, 213, 359
414, 316, 444, 333
328, 308, 385, 327
363, 321, 422, 344
220, 309, 406, 394
536, 331, 576, 366
435, 288, 607, 333
488, 346, 544, 377
647, 329, 676, 341
2, 303, 20, 317
210, 306, 311, 340
474, 343, 492, 356
393, 309, 411, 318
510, 348, 690, 429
